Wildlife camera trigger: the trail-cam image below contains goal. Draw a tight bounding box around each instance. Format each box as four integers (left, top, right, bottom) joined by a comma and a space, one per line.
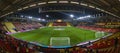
95, 31, 105, 38
50, 37, 70, 46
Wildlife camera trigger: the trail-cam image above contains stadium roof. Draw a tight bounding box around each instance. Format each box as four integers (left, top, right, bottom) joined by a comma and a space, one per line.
0, 0, 120, 18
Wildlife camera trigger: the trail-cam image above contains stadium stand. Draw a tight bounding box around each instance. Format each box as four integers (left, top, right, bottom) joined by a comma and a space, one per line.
13, 22, 24, 31
12, 22, 42, 32
86, 32, 120, 53
67, 22, 71, 27
48, 22, 53, 27
0, 34, 36, 53
77, 25, 119, 33
4, 22, 16, 33
0, 23, 4, 30
53, 22, 67, 26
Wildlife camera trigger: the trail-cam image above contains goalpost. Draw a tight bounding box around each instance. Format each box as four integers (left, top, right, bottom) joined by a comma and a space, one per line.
50, 37, 70, 46
95, 31, 105, 38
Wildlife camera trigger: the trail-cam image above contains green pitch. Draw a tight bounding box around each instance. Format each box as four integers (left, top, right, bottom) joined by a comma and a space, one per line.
11, 27, 107, 46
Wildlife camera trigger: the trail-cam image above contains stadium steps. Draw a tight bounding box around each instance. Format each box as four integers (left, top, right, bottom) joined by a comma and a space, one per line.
67, 22, 71, 27
4, 22, 16, 33
48, 22, 53, 27
0, 22, 10, 33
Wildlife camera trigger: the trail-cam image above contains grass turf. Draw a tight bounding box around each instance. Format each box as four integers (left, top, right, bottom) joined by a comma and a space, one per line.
11, 27, 107, 46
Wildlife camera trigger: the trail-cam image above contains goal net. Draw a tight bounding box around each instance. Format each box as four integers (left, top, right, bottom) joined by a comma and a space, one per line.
95, 31, 105, 38
50, 37, 70, 46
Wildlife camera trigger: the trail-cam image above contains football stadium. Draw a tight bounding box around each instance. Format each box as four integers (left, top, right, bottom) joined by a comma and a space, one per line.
0, 0, 120, 53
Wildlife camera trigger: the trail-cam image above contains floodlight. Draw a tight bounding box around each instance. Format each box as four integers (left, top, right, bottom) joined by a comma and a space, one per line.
46, 15, 49, 17
28, 16, 32, 19
20, 15, 24, 17
77, 15, 91, 20
38, 18, 41, 20
70, 14, 74, 18
42, 19, 45, 21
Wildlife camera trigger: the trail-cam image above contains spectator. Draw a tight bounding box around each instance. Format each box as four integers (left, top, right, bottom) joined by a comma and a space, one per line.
0, 29, 7, 34
96, 49, 98, 53
13, 28, 18, 32
88, 41, 92, 45
0, 29, 3, 34
114, 37, 118, 48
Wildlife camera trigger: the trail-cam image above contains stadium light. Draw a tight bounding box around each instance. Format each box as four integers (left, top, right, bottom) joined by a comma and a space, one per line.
77, 15, 91, 20
20, 15, 24, 17
57, 19, 62, 22
28, 16, 32, 19
70, 14, 74, 18
46, 15, 49, 17
38, 18, 41, 20
86, 15, 91, 17
42, 19, 45, 21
